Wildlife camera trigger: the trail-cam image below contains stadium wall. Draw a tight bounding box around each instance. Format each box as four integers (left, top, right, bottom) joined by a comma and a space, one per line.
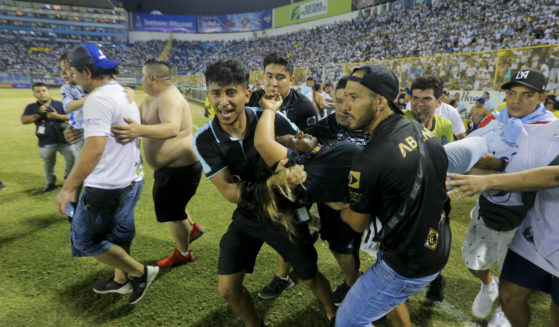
129, 11, 359, 42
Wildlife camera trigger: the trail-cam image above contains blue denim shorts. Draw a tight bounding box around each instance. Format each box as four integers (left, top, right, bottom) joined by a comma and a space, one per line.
70, 181, 144, 257
336, 251, 439, 326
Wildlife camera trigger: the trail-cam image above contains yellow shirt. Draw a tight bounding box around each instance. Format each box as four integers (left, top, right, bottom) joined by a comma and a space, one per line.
403, 110, 454, 144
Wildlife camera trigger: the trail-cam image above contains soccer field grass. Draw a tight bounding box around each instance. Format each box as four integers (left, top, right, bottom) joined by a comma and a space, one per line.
0, 88, 550, 326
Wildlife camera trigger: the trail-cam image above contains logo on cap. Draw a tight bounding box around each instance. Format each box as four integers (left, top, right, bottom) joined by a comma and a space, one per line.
515, 70, 530, 80
97, 50, 106, 60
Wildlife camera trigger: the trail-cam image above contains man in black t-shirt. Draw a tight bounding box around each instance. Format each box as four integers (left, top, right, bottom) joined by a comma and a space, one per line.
248, 52, 317, 131
21, 82, 74, 192
193, 60, 336, 326
257, 75, 370, 303
250, 53, 318, 301
306, 75, 369, 305
334, 65, 450, 326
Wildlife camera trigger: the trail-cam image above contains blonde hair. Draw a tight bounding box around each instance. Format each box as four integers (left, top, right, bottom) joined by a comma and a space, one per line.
262, 166, 306, 241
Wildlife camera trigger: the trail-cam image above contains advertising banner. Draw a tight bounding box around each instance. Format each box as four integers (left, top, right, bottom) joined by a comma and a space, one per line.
198, 10, 272, 33
274, 0, 351, 27
13, 83, 31, 88
30, 76, 64, 85
390, 0, 432, 10
117, 77, 138, 85
0, 83, 12, 88
132, 13, 196, 33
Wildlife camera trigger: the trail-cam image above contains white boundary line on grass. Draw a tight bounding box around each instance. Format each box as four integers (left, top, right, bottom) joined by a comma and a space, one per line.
423, 291, 482, 327
437, 300, 482, 327
193, 124, 199, 131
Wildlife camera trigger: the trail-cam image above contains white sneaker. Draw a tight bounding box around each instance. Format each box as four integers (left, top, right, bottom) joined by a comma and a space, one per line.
488, 306, 511, 327
472, 276, 499, 318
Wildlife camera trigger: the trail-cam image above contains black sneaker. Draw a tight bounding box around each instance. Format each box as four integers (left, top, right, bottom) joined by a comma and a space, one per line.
257, 274, 295, 299
129, 265, 159, 304
93, 279, 133, 294
426, 274, 446, 302
332, 281, 350, 306
43, 184, 56, 192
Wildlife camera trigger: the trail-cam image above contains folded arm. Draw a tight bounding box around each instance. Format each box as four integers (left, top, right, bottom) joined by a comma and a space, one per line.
254, 92, 288, 167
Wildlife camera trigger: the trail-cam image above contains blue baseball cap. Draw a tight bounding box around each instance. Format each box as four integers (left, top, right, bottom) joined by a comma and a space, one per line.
68, 44, 120, 70
475, 97, 485, 104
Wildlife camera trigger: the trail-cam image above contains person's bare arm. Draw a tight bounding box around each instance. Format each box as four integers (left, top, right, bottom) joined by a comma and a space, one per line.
474, 153, 507, 171
254, 92, 288, 167
318, 94, 334, 109
63, 126, 83, 144
455, 132, 466, 140
340, 208, 372, 233
21, 113, 41, 124
209, 168, 242, 203
111, 94, 181, 142
448, 166, 559, 198
46, 111, 69, 121
123, 87, 135, 103
466, 167, 501, 175
21, 105, 47, 124
65, 96, 87, 112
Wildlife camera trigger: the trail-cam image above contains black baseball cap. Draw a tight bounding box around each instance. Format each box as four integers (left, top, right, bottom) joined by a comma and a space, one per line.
501, 69, 547, 92
68, 44, 120, 70
348, 64, 401, 113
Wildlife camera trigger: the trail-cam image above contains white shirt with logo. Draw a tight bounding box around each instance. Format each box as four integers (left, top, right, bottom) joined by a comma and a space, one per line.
82, 82, 143, 189
435, 102, 466, 136
508, 120, 559, 276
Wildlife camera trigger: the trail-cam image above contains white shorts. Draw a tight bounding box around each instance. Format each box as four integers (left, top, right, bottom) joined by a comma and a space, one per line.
461, 205, 517, 272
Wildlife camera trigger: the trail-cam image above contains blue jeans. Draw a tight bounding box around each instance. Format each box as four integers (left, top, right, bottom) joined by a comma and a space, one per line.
70, 180, 143, 257
336, 252, 438, 326
38, 143, 75, 186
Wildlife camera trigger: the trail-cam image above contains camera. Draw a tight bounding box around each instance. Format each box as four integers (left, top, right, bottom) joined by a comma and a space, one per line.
294, 206, 311, 224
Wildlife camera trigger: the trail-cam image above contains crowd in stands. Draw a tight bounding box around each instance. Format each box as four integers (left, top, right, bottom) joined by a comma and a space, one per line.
0, 39, 165, 75
0, 0, 557, 82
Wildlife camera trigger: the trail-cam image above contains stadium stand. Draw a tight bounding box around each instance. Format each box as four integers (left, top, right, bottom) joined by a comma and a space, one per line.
0, 0, 558, 89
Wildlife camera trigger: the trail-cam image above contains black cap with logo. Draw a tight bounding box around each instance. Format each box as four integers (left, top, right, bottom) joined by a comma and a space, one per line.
348, 64, 401, 114
501, 69, 547, 92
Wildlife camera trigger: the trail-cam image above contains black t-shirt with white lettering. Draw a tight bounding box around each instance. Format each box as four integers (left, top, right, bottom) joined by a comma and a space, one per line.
349, 114, 450, 278
249, 89, 317, 131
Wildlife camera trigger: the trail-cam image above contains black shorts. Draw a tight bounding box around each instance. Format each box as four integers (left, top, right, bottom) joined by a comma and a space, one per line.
218, 208, 318, 280
153, 162, 202, 222
501, 249, 559, 305
317, 203, 362, 268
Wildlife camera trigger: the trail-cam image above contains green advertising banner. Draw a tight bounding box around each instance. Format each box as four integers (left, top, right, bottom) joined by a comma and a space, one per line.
274, 0, 351, 27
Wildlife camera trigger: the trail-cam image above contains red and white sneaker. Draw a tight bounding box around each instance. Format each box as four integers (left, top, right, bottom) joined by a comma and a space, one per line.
157, 248, 195, 267
190, 222, 205, 242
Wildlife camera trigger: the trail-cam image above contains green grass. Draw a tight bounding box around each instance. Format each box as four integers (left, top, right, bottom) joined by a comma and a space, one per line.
0, 89, 551, 326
